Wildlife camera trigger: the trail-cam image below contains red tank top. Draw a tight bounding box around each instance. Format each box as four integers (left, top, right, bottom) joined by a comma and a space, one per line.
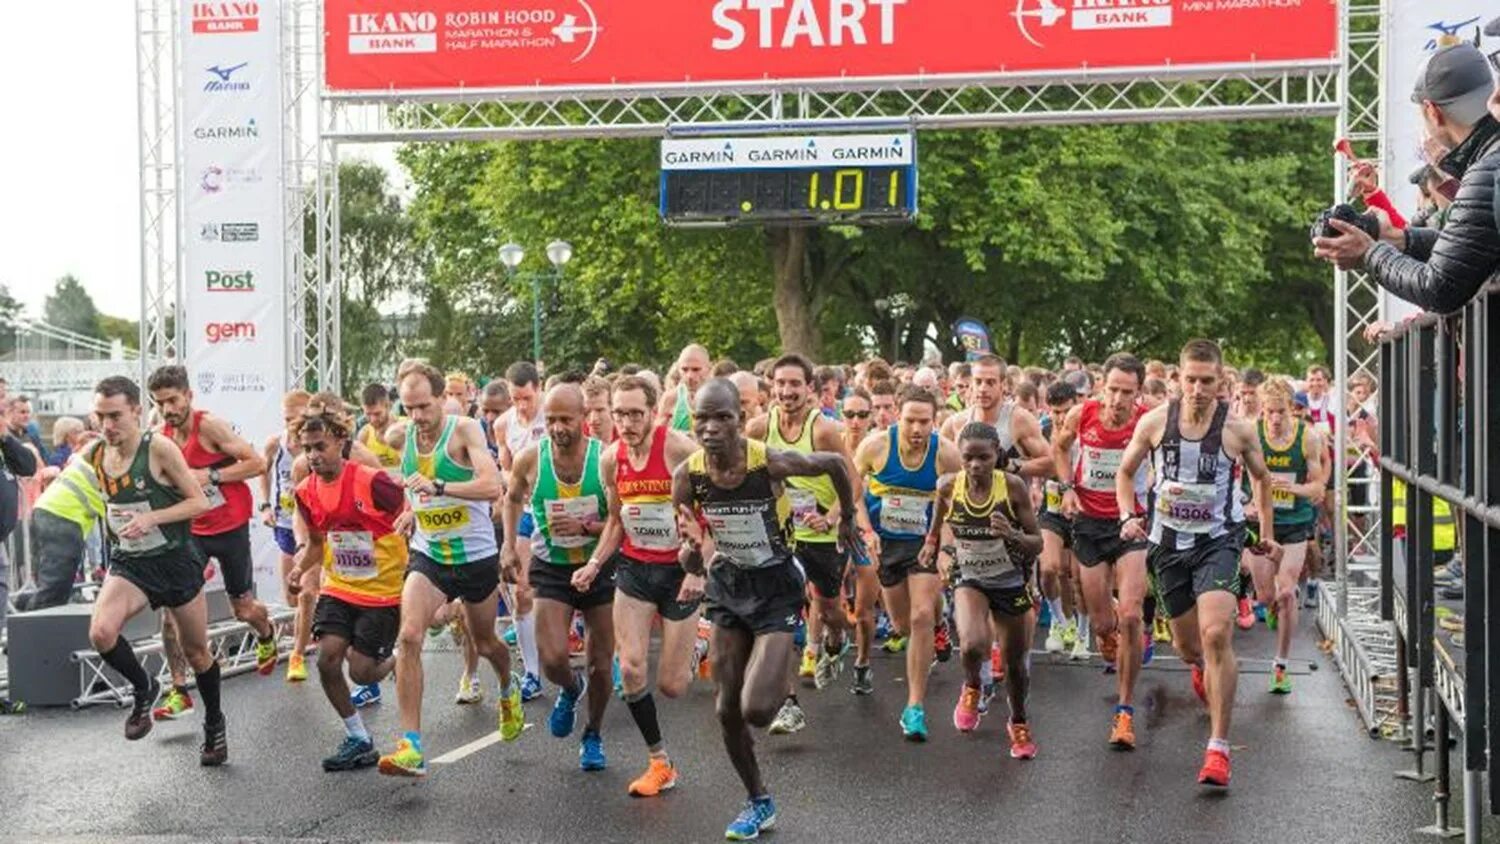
1073, 400, 1147, 520
163, 409, 252, 536
297, 462, 407, 607
615, 425, 679, 564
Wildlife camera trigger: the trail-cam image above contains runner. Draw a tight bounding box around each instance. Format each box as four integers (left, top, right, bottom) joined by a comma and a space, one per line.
588, 375, 701, 795
583, 376, 616, 443
261, 390, 316, 683
84, 376, 225, 764
659, 344, 712, 432
1246, 377, 1327, 694
1037, 380, 1084, 658
378, 361, 522, 778
747, 355, 861, 732
869, 380, 898, 432
1050, 353, 1152, 748
939, 355, 1052, 478
1116, 339, 1281, 787
357, 383, 404, 477
929, 422, 1043, 758
854, 384, 963, 740
839, 386, 880, 690
729, 371, 764, 423
502, 383, 614, 772
148, 365, 276, 725
495, 361, 548, 702
283, 395, 421, 771
672, 378, 857, 841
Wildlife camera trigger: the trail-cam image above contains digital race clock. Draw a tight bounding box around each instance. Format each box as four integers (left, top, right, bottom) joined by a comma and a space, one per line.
659, 133, 917, 226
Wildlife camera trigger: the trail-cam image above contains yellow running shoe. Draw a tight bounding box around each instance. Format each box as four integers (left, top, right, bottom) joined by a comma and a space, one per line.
1152, 617, 1172, 644
378, 736, 427, 777
498, 678, 524, 742
286, 653, 308, 683
628, 756, 678, 797
798, 648, 816, 680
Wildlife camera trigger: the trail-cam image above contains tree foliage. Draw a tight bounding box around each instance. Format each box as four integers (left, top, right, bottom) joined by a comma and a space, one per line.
43, 275, 102, 340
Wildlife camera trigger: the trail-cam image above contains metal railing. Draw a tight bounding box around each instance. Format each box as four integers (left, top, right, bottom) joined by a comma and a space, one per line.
1378, 277, 1499, 840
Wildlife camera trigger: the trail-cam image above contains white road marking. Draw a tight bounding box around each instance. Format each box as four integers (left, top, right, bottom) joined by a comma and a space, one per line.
431, 723, 533, 765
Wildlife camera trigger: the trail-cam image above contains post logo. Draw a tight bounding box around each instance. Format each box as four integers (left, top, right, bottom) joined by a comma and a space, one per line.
205, 321, 257, 343
205, 270, 255, 292
192, 2, 260, 35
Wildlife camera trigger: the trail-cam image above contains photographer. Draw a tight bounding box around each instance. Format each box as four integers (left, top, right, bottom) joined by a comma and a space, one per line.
1314, 43, 1500, 314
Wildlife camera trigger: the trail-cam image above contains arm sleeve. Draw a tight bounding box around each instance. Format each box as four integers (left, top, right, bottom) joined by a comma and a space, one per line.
1, 434, 39, 477
370, 471, 406, 516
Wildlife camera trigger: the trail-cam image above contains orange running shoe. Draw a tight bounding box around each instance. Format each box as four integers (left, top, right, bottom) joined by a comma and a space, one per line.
1108, 711, 1136, 750
1097, 630, 1119, 664
1197, 748, 1231, 787
628, 756, 679, 797
1190, 663, 1208, 705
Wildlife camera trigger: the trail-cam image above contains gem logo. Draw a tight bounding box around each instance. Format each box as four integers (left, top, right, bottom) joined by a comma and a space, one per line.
205, 321, 257, 343
1013, 0, 1172, 47
205, 270, 255, 292
193, 119, 258, 141
192, 2, 260, 35
348, 11, 439, 54
204, 62, 250, 93
200, 222, 260, 243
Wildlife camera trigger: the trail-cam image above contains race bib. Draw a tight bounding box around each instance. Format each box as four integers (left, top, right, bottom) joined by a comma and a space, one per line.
879, 493, 932, 535
622, 502, 678, 552
787, 487, 820, 527
1079, 447, 1124, 492
705, 509, 773, 568
202, 482, 226, 509
105, 501, 168, 554
413, 495, 471, 539
955, 537, 1011, 580
1155, 482, 1220, 534
545, 495, 601, 549
1271, 472, 1298, 511
330, 531, 376, 580
1044, 480, 1063, 512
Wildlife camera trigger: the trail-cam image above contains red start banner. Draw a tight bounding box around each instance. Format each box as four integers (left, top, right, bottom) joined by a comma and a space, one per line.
324, 0, 1339, 94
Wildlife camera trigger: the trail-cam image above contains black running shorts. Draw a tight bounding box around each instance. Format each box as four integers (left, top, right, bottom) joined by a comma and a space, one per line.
1148, 526, 1248, 619
614, 553, 699, 621
1072, 515, 1147, 569
108, 551, 205, 611
407, 551, 500, 604
191, 522, 255, 599
313, 594, 399, 661
795, 541, 847, 599
529, 556, 616, 611
704, 559, 806, 635
876, 537, 937, 588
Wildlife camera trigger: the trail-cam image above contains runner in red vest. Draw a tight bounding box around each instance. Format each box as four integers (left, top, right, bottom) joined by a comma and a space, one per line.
148, 365, 276, 723
1049, 353, 1152, 750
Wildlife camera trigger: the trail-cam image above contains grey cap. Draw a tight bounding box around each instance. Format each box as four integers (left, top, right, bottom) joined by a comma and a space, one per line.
1411, 44, 1495, 104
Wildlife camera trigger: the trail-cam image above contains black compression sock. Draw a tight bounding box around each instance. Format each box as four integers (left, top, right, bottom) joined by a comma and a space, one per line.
624, 690, 662, 749
100, 636, 151, 694
196, 661, 223, 724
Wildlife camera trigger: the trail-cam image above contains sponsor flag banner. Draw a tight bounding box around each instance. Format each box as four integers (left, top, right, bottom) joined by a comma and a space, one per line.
179, 0, 286, 598
951, 316, 994, 361
324, 0, 1339, 93
1380, 4, 1494, 321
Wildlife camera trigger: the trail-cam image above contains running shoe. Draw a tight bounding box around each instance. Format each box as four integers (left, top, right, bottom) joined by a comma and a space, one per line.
793, 615, 807, 649
0, 698, 27, 715
1108, 710, 1136, 750
498, 675, 524, 741
725, 796, 777, 841
814, 640, 848, 690
200, 716, 228, 767
286, 653, 308, 683
1269, 666, 1292, 695
255, 637, 278, 676
882, 634, 908, 654
378, 736, 427, 778
695, 637, 713, 681
549, 672, 587, 738
351, 683, 382, 708
502, 625, 518, 646
1007, 721, 1038, 760
1253, 602, 1267, 623
1191, 663, 1208, 705
127, 679, 161, 740
1097, 629, 1119, 664
1266, 605, 1279, 631
1037, 599, 1052, 629
1069, 632, 1090, 661
1152, 616, 1172, 643
579, 729, 607, 771
953, 685, 981, 732
628, 756, 678, 797
1235, 598, 1254, 631
900, 703, 928, 742
1060, 619, 1079, 648
1044, 625, 1065, 654
1197, 748, 1231, 788
612, 654, 625, 699
875, 611, 892, 641
568, 628, 586, 657
1142, 633, 1155, 666
152, 685, 194, 722
849, 665, 874, 696
767, 699, 806, 735
991, 642, 1002, 674
934, 622, 953, 663
520, 672, 544, 702
978, 682, 997, 715
322, 736, 378, 772
798, 648, 817, 681
455, 673, 483, 705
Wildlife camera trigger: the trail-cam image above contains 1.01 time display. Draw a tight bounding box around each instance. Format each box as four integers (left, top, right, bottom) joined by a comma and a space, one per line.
661, 165, 916, 226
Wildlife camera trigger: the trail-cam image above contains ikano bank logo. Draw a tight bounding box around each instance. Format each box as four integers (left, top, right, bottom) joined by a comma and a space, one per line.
192, 2, 260, 35
348, 11, 439, 54
205, 321, 256, 344
1014, 0, 1173, 47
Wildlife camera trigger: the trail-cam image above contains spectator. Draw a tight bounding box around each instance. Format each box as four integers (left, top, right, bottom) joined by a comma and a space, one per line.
5, 396, 49, 464
47, 416, 87, 468
2, 415, 41, 710
1315, 43, 1500, 313
14, 437, 102, 615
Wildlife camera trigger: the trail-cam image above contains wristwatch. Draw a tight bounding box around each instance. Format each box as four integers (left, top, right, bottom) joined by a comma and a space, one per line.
208, 467, 222, 485
258, 502, 272, 512
1119, 514, 1138, 527
433, 478, 447, 496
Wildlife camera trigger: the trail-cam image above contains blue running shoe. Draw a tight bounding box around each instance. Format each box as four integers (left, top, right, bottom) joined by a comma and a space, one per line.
549, 672, 587, 738
502, 625, 518, 647
1038, 599, 1052, 629
726, 796, 777, 840
792, 616, 806, 650
351, 683, 381, 708
900, 703, 928, 742
875, 611, 892, 641
1253, 602, 1267, 623
978, 683, 997, 715
1142, 637, 1155, 666
612, 655, 624, 700
520, 672, 543, 702
322, 736, 378, 772
579, 728, 606, 771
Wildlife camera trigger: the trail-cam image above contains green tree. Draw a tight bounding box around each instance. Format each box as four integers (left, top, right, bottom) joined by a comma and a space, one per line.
97, 314, 140, 351
0, 283, 22, 358
43, 275, 101, 339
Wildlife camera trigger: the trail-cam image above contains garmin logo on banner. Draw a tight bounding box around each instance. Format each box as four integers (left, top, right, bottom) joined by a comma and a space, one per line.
205, 321, 257, 344
348, 12, 439, 54
205, 270, 255, 292
192, 2, 260, 34
204, 62, 251, 93
193, 119, 259, 141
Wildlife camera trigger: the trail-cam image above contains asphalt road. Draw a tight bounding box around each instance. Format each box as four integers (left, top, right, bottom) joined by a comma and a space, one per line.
2, 613, 1494, 843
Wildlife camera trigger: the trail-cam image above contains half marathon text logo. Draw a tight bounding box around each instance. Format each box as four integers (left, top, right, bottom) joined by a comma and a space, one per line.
200, 222, 259, 243
193, 118, 258, 141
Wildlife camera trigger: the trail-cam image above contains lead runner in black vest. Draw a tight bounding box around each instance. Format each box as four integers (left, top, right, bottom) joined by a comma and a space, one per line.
1115, 340, 1282, 791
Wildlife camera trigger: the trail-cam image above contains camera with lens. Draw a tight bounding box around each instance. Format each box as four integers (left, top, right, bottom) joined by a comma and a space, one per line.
1311, 203, 1382, 242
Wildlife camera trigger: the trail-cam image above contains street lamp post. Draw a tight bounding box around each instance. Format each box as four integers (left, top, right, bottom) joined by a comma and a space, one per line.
499, 240, 573, 364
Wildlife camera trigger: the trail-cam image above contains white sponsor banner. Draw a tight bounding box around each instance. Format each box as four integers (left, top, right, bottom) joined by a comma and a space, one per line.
179, 0, 286, 599
1381, 4, 1495, 321
661, 134, 914, 171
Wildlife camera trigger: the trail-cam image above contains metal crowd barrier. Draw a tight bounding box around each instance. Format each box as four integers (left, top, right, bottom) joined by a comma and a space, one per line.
1378, 278, 1499, 841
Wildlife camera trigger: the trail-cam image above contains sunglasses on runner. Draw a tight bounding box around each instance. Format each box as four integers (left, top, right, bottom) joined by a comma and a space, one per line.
844, 411, 872, 419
